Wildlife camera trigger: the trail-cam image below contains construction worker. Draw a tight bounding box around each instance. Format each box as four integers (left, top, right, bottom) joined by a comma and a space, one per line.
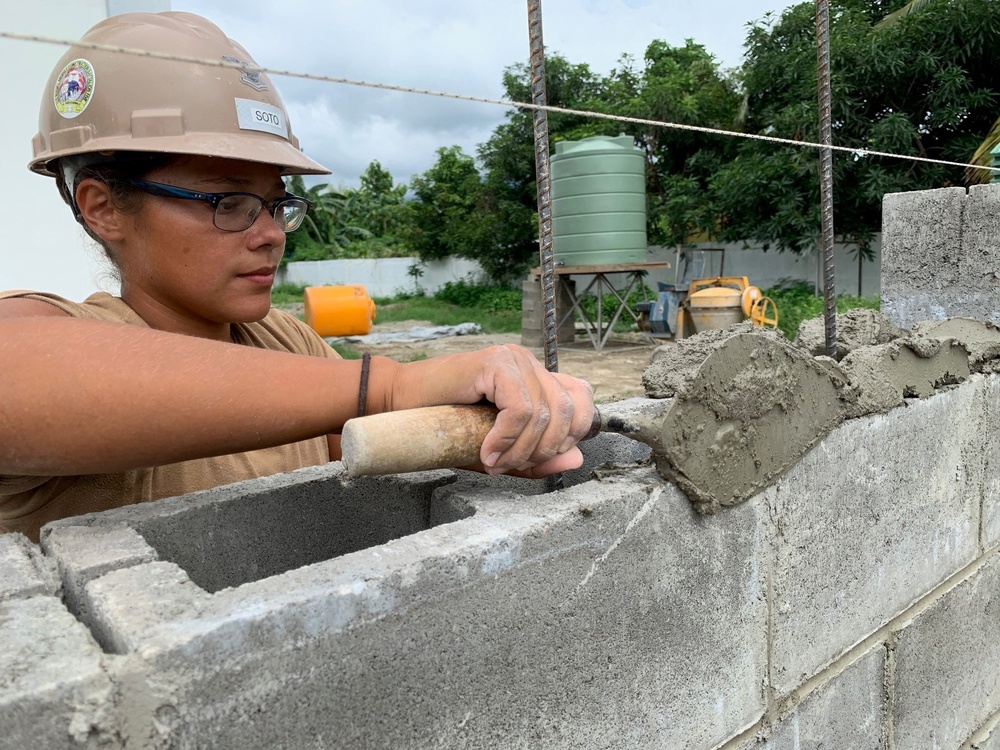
0, 12, 595, 542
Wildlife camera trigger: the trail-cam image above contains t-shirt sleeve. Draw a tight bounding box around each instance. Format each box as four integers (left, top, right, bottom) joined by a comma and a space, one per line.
265, 308, 344, 360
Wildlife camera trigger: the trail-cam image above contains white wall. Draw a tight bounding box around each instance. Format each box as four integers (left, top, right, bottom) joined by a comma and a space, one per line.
586, 239, 883, 298
278, 257, 485, 299
1, 0, 169, 301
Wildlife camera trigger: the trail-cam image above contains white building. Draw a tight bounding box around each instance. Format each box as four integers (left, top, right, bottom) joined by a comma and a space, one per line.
2, 1, 170, 301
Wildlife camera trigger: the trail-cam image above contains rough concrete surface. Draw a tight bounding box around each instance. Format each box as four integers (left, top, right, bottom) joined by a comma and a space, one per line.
644, 322, 785, 398
0, 532, 58, 601
882, 184, 1000, 328
49, 464, 767, 749
971, 718, 1000, 750
892, 553, 1000, 750
794, 308, 905, 360
838, 337, 970, 417
0, 596, 115, 748
767, 379, 983, 694
638, 314, 998, 515
3, 371, 1000, 747
752, 646, 887, 749
881, 186, 967, 328
978, 377, 1000, 549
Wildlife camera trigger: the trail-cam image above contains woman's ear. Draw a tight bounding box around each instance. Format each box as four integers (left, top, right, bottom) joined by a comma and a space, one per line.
75, 179, 126, 242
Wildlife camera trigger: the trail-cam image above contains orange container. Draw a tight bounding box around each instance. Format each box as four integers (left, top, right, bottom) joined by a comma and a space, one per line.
303, 285, 377, 337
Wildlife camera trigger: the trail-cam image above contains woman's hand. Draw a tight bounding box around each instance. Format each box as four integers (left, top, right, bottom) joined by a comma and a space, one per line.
382, 345, 596, 477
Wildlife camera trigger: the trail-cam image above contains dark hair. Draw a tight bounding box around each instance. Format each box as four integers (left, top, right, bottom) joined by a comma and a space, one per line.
54, 152, 176, 273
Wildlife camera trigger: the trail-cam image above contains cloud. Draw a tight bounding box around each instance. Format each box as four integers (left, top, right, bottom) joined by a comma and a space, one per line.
170, 0, 792, 186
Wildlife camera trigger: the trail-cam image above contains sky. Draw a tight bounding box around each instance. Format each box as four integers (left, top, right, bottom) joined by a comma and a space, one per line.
170, 0, 797, 189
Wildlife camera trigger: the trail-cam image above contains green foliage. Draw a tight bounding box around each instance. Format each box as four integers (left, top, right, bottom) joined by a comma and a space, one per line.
406, 146, 492, 268
270, 283, 308, 306
712, 0, 1000, 254
578, 284, 656, 333
434, 278, 522, 313
278, 1, 1000, 289
331, 342, 363, 360
282, 165, 411, 264
765, 282, 880, 339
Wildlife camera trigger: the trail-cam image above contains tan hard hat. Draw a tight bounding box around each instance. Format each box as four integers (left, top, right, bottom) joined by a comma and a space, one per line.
30, 11, 330, 177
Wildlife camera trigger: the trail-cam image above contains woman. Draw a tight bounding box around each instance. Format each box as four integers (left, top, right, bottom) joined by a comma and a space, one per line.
0, 12, 594, 541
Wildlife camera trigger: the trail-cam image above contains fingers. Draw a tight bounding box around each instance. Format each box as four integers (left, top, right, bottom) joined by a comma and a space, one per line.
476, 345, 594, 476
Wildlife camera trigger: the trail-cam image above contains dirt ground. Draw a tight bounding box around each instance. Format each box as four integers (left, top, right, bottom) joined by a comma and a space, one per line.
348, 320, 662, 403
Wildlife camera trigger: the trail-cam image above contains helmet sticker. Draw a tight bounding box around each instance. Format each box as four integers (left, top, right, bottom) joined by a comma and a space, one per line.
53, 59, 95, 119
235, 98, 288, 140
222, 55, 269, 91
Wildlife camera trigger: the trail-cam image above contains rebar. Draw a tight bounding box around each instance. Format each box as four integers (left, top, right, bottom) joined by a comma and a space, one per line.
527, 0, 564, 491
816, 0, 838, 358
527, 0, 558, 374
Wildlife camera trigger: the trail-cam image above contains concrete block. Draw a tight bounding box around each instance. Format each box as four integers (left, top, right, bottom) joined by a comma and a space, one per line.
0, 532, 58, 600
979, 377, 1000, 549
962, 183, 1000, 296
0, 597, 116, 748
43, 464, 464, 594
769, 383, 982, 693
892, 553, 1000, 750
41, 525, 158, 624
881, 187, 965, 328
882, 186, 1000, 328
520, 276, 576, 346
56, 463, 767, 749
758, 646, 888, 749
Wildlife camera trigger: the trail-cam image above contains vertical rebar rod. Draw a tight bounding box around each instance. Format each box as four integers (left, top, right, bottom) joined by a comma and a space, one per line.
816, 0, 837, 358
527, 0, 558, 373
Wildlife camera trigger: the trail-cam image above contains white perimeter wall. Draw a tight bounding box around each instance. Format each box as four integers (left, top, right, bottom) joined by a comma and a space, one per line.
1, 0, 169, 302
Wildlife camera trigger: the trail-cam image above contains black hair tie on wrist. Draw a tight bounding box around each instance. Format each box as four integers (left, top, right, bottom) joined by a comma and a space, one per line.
357, 352, 371, 418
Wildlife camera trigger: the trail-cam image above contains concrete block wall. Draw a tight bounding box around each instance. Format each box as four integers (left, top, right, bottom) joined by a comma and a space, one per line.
882, 183, 1000, 328
3, 382, 1000, 748
5, 184, 1000, 748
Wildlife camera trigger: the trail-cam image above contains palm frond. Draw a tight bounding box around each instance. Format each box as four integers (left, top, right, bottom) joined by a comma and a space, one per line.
965, 116, 1000, 185
875, 0, 938, 30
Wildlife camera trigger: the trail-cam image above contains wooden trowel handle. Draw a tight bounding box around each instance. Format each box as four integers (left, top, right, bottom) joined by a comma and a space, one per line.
341, 404, 499, 477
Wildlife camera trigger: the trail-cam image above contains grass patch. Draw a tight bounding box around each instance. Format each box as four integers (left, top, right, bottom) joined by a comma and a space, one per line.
330, 342, 363, 360
374, 299, 520, 333
271, 283, 307, 306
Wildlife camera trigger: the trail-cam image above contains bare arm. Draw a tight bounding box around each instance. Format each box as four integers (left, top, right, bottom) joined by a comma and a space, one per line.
0, 303, 594, 478
0, 313, 369, 475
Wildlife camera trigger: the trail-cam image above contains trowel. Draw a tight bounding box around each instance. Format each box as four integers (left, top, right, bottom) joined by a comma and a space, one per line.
341, 332, 852, 513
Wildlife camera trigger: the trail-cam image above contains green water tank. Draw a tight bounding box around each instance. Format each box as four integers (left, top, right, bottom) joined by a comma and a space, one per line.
550, 134, 647, 266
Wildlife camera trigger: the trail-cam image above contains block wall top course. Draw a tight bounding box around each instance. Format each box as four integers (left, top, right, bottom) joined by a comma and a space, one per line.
882, 184, 1000, 328
5, 375, 999, 748
0, 532, 58, 601
67, 469, 768, 749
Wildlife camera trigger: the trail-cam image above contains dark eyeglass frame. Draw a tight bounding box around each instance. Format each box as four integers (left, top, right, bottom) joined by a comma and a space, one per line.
125, 178, 312, 233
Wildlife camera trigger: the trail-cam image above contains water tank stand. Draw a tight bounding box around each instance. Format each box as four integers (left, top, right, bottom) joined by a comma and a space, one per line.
529, 261, 671, 352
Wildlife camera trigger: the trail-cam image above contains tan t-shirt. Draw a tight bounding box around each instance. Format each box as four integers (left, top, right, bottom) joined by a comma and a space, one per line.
0, 291, 341, 541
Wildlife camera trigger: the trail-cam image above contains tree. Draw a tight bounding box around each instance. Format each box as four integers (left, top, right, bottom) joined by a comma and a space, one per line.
281, 175, 372, 263
476, 55, 612, 280
710, 0, 1000, 261
406, 146, 492, 269
474, 44, 740, 275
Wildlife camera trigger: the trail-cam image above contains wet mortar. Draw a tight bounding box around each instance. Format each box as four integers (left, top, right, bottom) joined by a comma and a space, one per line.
638, 314, 1000, 514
